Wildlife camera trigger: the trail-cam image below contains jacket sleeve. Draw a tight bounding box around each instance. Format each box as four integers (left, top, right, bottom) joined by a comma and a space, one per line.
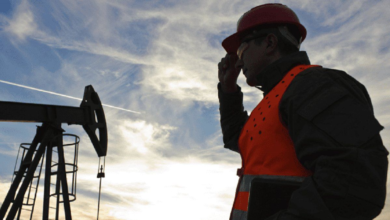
275, 68, 389, 220
218, 83, 248, 153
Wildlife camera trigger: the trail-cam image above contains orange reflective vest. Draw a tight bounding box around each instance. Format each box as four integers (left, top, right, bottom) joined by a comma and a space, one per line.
230, 65, 319, 220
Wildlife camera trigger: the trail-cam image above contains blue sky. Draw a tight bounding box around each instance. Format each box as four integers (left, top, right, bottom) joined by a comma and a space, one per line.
0, 0, 389, 219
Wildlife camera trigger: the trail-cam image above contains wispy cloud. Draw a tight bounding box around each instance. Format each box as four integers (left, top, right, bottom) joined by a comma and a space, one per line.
3, 0, 37, 41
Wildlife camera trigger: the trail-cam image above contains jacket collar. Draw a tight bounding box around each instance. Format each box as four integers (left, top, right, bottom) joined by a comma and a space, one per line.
255, 51, 311, 95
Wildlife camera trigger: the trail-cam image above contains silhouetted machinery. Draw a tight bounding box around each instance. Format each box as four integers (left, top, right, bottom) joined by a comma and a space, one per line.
0, 85, 107, 220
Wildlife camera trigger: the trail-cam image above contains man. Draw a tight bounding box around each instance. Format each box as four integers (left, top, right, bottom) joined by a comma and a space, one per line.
218, 3, 388, 220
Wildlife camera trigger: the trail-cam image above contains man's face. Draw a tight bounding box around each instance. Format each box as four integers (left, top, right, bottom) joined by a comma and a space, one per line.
236, 34, 272, 87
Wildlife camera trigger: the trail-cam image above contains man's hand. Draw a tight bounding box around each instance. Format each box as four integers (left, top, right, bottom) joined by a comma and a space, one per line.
218, 53, 241, 93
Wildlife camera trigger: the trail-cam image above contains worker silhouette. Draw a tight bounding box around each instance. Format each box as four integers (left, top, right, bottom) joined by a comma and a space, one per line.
218, 3, 388, 220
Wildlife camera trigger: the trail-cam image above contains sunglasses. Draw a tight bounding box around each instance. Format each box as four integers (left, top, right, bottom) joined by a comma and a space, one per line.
237, 34, 267, 60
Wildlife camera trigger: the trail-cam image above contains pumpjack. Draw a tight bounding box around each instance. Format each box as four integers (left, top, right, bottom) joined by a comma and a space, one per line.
0, 85, 108, 220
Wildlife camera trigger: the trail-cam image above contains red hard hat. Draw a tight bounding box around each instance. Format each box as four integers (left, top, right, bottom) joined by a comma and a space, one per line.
222, 3, 307, 53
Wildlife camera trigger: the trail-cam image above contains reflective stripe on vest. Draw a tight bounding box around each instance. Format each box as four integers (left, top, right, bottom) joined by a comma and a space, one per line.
230, 65, 319, 220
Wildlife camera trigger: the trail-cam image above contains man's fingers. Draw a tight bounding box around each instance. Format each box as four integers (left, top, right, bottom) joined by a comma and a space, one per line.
220, 56, 228, 70
218, 53, 240, 79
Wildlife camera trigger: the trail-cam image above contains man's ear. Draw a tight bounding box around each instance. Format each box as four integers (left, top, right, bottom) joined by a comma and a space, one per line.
265, 34, 278, 52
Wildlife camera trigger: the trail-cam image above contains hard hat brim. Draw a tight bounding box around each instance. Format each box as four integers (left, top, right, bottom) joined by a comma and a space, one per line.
222, 32, 241, 54
221, 22, 306, 54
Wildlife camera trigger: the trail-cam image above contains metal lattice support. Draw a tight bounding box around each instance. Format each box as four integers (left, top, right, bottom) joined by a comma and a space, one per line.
48, 134, 80, 220
11, 143, 45, 220
0, 123, 74, 220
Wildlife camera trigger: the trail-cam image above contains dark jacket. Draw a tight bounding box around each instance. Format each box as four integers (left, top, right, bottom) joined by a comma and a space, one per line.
218, 51, 388, 220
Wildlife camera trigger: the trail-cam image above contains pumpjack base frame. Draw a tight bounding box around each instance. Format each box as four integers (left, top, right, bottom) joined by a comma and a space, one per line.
0, 123, 73, 220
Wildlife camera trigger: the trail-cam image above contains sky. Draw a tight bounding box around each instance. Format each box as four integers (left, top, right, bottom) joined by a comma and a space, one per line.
0, 0, 389, 219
